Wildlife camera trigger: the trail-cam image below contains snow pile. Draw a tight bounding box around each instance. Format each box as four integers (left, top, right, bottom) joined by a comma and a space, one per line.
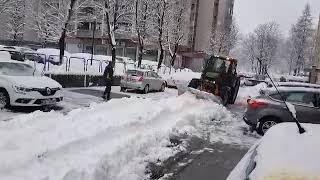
236, 83, 267, 104
160, 69, 201, 86
0, 93, 235, 180
37, 48, 71, 63
250, 123, 320, 179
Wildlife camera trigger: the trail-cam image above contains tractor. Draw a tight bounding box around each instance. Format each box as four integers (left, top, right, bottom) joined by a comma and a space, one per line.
187, 55, 240, 106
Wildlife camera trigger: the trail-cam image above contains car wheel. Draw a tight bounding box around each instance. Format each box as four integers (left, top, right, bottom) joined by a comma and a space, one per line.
0, 89, 10, 109
143, 85, 149, 94
258, 117, 280, 135
160, 83, 165, 92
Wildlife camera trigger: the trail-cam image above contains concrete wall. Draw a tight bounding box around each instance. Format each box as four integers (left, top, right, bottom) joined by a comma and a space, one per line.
193, 0, 214, 52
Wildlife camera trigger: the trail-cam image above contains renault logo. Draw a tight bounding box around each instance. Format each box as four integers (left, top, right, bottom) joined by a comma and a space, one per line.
46, 87, 52, 95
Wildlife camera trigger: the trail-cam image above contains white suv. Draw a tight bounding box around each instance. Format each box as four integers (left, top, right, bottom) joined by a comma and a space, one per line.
0, 58, 63, 108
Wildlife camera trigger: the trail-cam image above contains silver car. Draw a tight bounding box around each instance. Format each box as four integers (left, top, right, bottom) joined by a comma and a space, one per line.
243, 86, 320, 135
120, 69, 166, 93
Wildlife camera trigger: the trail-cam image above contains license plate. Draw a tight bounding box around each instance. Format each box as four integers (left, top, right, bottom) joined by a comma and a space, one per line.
42, 99, 56, 105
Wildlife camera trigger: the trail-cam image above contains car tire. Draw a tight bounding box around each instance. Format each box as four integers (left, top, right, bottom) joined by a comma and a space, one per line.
0, 89, 10, 109
258, 117, 281, 135
160, 83, 165, 92
143, 85, 149, 94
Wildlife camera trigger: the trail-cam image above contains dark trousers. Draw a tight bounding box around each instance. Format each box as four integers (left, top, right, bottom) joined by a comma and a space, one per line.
103, 80, 112, 100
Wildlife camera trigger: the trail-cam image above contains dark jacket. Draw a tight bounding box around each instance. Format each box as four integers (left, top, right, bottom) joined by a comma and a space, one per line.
103, 64, 114, 85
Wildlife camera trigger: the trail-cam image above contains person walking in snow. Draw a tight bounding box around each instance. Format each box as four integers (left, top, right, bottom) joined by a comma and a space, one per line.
102, 62, 114, 100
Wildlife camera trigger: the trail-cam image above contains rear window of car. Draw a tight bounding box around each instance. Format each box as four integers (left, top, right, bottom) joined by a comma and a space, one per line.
126, 70, 144, 76
269, 91, 318, 107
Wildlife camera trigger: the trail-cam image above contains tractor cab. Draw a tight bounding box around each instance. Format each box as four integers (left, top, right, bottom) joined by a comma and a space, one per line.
188, 55, 240, 106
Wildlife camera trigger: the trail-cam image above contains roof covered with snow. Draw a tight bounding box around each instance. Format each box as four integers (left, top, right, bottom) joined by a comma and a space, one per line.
252, 123, 320, 179
228, 123, 320, 180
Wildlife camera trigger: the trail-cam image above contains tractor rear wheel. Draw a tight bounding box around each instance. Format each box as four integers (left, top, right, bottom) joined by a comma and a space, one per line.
229, 78, 240, 104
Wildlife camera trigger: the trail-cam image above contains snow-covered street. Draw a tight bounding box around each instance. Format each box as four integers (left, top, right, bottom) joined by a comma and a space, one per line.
0, 85, 260, 180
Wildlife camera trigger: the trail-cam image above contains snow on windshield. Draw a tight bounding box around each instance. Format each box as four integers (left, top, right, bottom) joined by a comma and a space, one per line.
0, 62, 38, 76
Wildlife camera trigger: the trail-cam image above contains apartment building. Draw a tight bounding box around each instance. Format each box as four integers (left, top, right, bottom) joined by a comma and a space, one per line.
310, 15, 320, 84
176, 0, 235, 71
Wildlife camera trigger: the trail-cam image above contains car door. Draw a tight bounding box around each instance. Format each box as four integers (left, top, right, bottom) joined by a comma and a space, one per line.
285, 91, 320, 124
151, 72, 162, 90
144, 71, 153, 89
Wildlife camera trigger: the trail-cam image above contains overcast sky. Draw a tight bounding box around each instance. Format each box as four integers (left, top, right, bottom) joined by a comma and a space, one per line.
234, 0, 320, 36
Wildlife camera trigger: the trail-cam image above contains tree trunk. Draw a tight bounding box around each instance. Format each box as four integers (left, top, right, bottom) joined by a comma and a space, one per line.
111, 45, 116, 67
137, 43, 143, 67
59, 0, 77, 64
158, 47, 164, 70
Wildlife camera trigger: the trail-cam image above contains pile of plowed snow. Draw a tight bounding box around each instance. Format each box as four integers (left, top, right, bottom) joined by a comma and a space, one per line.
0, 93, 242, 180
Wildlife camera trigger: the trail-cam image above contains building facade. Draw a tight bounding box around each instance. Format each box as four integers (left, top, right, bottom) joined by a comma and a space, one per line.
175, 0, 235, 71
310, 15, 320, 84
0, 0, 235, 71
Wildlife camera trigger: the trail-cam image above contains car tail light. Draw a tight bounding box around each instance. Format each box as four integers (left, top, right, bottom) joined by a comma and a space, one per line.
138, 76, 144, 81
247, 99, 268, 109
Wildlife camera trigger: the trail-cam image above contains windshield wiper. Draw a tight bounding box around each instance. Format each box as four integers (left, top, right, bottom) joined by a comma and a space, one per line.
258, 60, 306, 134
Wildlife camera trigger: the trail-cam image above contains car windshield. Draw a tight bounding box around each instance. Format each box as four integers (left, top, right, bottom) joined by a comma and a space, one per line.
0, 62, 38, 76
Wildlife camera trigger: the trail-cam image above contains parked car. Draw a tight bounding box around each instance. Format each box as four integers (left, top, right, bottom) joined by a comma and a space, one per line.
266, 81, 320, 89
243, 86, 320, 135
227, 123, 320, 180
15, 46, 45, 63
0, 46, 25, 61
0, 59, 63, 108
120, 69, 166, 94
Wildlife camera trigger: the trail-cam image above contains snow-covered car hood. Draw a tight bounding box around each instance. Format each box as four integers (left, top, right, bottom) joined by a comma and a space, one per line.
3, 75, 62, 88
228, 123, 320, 180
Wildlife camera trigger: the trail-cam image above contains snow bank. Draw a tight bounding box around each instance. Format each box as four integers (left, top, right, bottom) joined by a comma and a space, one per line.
37, 48, 71, 59
250, 123, 320, 179
160, 69, 201, 86
236, 83, 267, 104
0, 93, 235, 180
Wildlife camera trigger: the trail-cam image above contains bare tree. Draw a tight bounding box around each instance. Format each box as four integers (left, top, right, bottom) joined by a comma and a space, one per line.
208, 18, 239, 56
150, 0, 168, 70
134, 0, 150, 68
59, 0, 78, 63
288, 3, 313, 75
0, 0, 13, 15
31, 0, 78, 45
97, 0, 134, 67
242, 22, 281, 75
165, 0, 191, 71
5, 0, 26, 42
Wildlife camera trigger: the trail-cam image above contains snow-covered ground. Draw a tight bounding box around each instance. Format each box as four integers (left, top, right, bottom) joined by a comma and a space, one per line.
0, 82, 264, 180
0, 91, 256, 180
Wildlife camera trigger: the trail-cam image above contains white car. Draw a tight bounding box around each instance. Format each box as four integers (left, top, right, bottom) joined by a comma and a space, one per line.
120, 69, 166, 93
227, 123, 320, 180
0, 58, 63, 108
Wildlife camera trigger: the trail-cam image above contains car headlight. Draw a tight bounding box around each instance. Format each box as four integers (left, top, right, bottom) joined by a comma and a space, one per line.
13, 85, 32, 94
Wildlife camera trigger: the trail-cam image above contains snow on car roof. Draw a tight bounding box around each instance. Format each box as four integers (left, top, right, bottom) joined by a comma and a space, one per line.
273, 82, 320, 89
277, 86, 320, 93
250, 123, 320, 179
228, 123, 320, 180
0, 51, 11, 60
127, 68, 151, 72
263, 85, 320, 94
